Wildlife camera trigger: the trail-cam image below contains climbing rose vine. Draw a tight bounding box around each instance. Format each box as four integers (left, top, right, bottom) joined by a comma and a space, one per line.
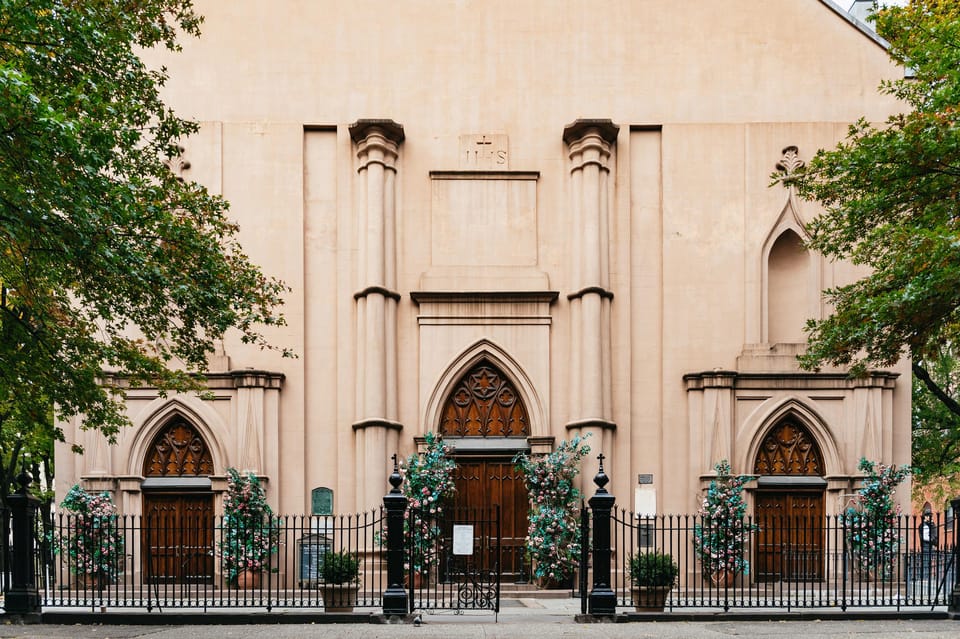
401, 432, 456, 574
844, 457, 911, 578
514, 434, 591, 584
56, 484, 124, 583
218, 468, 280, 583
693, 460, 757, 577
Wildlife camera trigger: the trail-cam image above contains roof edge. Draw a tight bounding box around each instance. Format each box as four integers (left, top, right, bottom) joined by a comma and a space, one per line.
818, 0, 890, 51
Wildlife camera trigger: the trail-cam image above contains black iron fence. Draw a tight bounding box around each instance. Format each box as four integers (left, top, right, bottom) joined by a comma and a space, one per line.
406, 505, 501, 614
4, 459, 960, 617
573, 457, 960, 615
604, 509, 956, 611
1, 505, 10, 596
42, 510, 386, 610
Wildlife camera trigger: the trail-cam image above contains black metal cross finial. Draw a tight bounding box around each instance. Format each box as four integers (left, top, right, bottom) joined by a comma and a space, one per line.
388, 453, 403, 493
594, 453, 609, 493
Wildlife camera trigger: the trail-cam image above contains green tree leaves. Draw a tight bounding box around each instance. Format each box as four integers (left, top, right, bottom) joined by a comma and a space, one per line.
789, 1, 960, 485
0, 0, 289, 496
794, 3, 960, 375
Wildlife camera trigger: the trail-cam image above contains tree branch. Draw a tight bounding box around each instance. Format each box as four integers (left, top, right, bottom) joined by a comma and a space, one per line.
913, 361, 960, 419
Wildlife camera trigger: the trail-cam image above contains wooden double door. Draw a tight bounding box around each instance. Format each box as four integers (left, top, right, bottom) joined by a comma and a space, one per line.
451, 456, 529, 581
754, 490, 825, 582
142, 493, 215, 583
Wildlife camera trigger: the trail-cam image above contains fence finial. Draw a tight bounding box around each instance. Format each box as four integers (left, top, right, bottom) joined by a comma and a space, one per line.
594, 453, 609, 493
16, 469, 31, 495
388, 453, 403, 493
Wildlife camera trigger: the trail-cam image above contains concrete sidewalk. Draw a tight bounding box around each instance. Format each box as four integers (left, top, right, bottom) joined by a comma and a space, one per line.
6, 596, 954, 624
1, 616, 959, 639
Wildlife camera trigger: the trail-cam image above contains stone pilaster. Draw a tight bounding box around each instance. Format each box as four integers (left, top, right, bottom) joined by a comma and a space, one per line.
563, 119, 619, 485
349, 120, 405, 509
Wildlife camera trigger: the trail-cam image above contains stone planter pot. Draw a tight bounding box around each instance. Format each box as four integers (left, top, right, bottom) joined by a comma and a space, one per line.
709, 569, 735, 588
404, 570, 424, 589
235, 568, 262, 590
320, 583, 360, 612
536, 574, 574, 590
78, 573, 109, 591
631, 585, 671, 612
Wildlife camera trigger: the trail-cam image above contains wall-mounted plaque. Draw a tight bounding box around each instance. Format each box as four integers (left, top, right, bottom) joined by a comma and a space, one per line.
311, 487, 333, 515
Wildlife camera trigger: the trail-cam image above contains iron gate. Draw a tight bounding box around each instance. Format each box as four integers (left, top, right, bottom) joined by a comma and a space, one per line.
407, 505, 501, 615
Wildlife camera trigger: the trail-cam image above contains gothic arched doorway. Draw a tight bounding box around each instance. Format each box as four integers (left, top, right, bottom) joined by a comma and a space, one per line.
141, 418, 215, 583
438, 360, 531, 581
753, 418, 826, 582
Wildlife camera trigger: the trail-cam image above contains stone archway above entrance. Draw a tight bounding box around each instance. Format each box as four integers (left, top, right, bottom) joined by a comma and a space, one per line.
440, 361, 530, 438
737, 396, 843, 479
126, 397, 230, 478
753, 419, 824, 477
421, 336, 548, 438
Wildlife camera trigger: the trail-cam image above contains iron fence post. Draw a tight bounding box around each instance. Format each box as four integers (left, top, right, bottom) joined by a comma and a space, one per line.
949, 497, 960, 614
5, 471, 41, 615
588, 453, 616, 617
382, 454, 409, 616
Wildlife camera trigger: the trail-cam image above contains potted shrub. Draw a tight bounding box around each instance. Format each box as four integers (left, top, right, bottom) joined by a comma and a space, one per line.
56, 484, 124, 590
629, 551, 678, 612
693, 460, 757, 586
514, 434, 591, 588
320, 550, 361, 612
218, 468, 280, 588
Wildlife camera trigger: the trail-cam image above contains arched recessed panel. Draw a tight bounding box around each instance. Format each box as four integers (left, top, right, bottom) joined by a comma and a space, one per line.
143, 418, 214, 477
768, 229, 809, 343
439, 361, 529, 437
753, 418, 824, 476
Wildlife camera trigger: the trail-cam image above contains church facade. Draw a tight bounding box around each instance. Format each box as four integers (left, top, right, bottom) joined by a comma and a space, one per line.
55, 0, 911, 556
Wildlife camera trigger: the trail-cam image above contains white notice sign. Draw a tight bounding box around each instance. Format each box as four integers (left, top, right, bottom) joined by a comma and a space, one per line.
452, 525, 474, 556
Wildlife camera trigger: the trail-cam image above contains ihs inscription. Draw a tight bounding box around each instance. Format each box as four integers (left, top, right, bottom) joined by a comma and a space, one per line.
459, 134, 509, 170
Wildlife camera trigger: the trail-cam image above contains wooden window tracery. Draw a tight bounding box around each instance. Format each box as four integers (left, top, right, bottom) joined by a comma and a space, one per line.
439, 362, 529, 437
143, 419, 214, 477
753, 419, 823, 476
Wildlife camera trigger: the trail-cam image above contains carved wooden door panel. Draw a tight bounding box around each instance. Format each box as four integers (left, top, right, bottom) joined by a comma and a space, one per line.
755, 490, 824, 582
452, 457, 529, 581
141, 418, 215, 583
438, 359, 531, 581
142, 493, 214, 583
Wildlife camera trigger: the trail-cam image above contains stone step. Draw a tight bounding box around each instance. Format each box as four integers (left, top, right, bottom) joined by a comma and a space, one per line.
500, 589, 577, 599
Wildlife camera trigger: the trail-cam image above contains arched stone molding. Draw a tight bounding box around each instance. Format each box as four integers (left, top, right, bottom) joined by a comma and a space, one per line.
759, 211, 821, 345
746, 145, 823, 347
736, 396, 842, 480
422, 338, 546, 439
125, 397, 230, 478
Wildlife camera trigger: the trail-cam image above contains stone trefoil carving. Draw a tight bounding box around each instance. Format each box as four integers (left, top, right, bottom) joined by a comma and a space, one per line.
775, 145, 805, 184
164, 144, 191, 181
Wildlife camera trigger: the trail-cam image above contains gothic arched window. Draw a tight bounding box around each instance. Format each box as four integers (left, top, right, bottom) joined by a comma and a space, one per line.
143, 418, 214, 477
439, 361, 529, 437
753, 419, 824, 476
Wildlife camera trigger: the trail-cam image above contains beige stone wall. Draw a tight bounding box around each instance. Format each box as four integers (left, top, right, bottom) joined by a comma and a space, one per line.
56, 1, 912, 517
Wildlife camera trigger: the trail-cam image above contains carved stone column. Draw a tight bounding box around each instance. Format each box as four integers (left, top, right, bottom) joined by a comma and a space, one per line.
563, 119, 618, 486
349, 120, 404, 509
